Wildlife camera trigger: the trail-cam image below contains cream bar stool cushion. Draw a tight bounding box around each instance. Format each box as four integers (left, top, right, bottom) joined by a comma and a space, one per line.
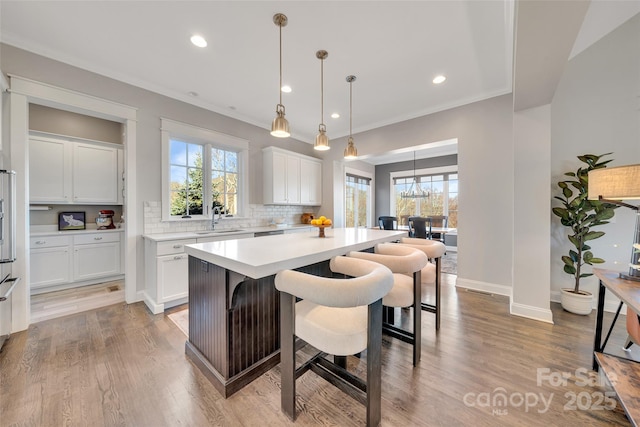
275, 256, 394, 426
347, 243, 428, 308
399, 237, 446, 331
347, 244, 428, 366
399, 237, 446, 284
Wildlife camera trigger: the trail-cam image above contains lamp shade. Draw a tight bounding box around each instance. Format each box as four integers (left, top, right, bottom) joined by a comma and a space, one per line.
588, 164, 640, 200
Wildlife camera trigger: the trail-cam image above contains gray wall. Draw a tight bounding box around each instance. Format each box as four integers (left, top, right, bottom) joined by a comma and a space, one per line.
374, 154, 457, 218
29, 104, 123, 144
550, 13, 640, 298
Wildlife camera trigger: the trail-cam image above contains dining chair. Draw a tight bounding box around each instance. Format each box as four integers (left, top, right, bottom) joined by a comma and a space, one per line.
347, 244, 428, 366
428, 215, 448, 243
275, 256, 394, 426
378, 216, 397, 230
408, 216, 431, 239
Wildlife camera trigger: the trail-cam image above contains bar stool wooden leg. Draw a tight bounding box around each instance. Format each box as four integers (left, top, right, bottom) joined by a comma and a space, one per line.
367, 299, 383, 427
413, 270, 421, 366
280, 291, 296, 421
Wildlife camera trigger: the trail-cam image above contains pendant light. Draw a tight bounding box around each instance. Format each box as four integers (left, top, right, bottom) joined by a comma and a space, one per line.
401, 152, 430, 199
344, 75, 358, 159
271, 13, 290, 138
314, 50, 330, 151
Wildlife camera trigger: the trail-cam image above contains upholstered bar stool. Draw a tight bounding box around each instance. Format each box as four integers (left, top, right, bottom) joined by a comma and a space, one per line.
275, 256, 394, 427
398, 237, 446, 330
347, 244, 428, 366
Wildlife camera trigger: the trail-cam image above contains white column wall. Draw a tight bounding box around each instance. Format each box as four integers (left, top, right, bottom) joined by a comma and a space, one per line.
512, 104, 553, 323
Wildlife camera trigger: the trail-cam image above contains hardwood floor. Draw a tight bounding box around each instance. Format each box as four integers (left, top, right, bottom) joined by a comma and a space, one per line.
30, 280, 125, 323
1, 273, 635, 426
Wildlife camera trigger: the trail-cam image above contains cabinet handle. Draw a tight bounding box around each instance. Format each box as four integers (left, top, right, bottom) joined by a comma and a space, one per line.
173, 244, 182, 249
173, 256, 183, 260
35, 240, 46, 245
94, 237, 103, 241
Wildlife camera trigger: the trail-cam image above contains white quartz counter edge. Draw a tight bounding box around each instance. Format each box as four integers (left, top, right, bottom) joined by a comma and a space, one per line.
30, 228, 125, 237
184, 228, 406, 279
142, 224, 314, 242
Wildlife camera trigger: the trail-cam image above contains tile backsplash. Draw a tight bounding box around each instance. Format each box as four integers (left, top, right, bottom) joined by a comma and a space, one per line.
143, 201, 319, 235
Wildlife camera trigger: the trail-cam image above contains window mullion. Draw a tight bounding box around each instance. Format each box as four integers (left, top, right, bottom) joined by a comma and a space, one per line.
204, 143, 212, 216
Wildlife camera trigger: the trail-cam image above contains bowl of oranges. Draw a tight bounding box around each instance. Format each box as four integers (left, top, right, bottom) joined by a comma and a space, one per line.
310, 216, 332, 238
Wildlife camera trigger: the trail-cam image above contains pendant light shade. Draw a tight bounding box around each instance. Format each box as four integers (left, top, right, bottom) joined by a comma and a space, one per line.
314, 50, 330, 151
344, 75, 358, 159
270, 13, 290, 138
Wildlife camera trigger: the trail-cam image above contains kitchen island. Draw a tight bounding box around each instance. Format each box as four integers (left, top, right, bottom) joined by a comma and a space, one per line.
184, 227, 405, 397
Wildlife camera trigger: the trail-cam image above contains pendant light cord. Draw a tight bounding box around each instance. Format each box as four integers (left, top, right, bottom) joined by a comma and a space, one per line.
279, 23, 283, 106
349, 79, 353, 137
320, 57, 324, 126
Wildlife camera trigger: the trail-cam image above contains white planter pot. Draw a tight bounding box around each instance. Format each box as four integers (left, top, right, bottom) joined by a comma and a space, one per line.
560, 288, 593, 315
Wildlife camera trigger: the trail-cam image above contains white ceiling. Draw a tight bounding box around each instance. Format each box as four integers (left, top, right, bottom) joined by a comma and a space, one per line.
0, 0, 514, 145
1, 1, 638, 162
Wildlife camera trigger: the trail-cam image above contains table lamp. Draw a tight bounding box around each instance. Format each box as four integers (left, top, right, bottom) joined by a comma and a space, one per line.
588, 164, 640, 281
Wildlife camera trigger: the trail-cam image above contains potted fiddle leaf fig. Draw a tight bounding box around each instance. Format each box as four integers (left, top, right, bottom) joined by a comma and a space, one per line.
552, 153, 617, 315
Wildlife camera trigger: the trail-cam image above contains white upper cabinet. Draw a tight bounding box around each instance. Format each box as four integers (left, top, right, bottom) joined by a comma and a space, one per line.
29, 137, 72, 203
263, 147, 321, 206
29, 134, 124, 204
300, 157, 322, 205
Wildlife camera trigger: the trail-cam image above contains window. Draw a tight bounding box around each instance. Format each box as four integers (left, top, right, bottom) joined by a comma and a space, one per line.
161, 118, 248, 221
345, 172, 372, 228
392, 167, 458, 227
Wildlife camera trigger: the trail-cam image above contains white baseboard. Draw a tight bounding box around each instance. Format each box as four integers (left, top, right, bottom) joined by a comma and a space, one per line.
455, 277, 511, 296
142, 291, 164, 314
510, 302, 554, 324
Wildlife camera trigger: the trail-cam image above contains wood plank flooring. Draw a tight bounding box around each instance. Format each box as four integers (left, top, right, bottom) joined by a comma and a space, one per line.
30, 280, 125, 323
1, 273, 636, 426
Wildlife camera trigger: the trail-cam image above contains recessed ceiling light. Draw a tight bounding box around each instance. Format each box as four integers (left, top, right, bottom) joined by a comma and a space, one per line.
331, 113, 340, 119
190, 35, 207, 48
433, 75, 446, 84
281, 85, 292, 93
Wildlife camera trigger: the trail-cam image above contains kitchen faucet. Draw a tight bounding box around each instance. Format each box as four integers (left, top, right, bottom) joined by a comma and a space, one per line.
211, 205, 223, 230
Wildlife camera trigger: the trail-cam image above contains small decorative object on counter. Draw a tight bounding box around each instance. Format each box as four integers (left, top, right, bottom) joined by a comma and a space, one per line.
310, 216, 332, 238
301, 213, 314, 224
96, 210, 116, 230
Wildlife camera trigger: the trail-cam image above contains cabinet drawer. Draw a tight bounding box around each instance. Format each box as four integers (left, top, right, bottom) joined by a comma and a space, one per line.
30, 235, 71, 248
157, 239, 196, 256
74, 233, 121, 245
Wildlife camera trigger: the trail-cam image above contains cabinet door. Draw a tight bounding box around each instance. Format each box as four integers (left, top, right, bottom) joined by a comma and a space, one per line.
300, 158, 322, 205
73, 242, 121, 281
270, 151, 288, 204
286, 155, 301, 204
31, 247, 71, 289
157, 254, 189, 303
29, 138, 72, 203
73, 143, 119, 203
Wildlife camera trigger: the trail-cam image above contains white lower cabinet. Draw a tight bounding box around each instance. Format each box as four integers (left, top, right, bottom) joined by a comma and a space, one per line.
73, 233, 121, 281
157, 254, 189, 304
31, 236, 72, 289
144, 232, 254, 314
30, 231, 124, 294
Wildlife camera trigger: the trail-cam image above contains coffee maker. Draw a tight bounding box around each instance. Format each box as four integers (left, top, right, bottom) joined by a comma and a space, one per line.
96, 210, 116, 229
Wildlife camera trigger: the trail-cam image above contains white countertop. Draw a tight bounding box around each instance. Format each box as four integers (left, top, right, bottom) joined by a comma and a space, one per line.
185, 228, 406, 279
30, 226, 124, 237
142, 224, 314, 242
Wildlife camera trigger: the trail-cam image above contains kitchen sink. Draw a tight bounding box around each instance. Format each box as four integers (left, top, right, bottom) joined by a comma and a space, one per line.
195, 229, 244, 234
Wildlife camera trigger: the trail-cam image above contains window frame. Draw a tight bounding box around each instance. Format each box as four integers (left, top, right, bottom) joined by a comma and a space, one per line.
345, 167, 373, 228
161, 118, 249, 222
390, 165, 457, 225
